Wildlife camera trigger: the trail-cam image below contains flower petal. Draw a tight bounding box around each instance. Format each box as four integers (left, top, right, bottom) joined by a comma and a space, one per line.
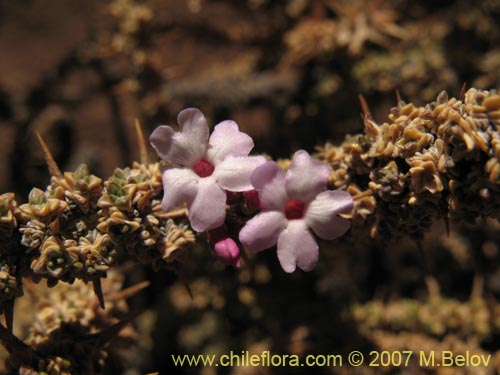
250, 162, 287, 210
285, 150, 330, 202
305, 190, 353, 240
150, 125, 175, 161
150, 108, 209, 166
188, 177, 226, 232
277, 220, 318, 273
207, 120, 254, 164
214, 155, 266, 192
161, 167, 198, 211
177, 108, 210, 147
239, 211, 287, 252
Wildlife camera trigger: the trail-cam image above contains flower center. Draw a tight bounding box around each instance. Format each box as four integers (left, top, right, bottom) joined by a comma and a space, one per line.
243, 190, 261, 212
284, 199, 306, 220
193, 159, 215, 177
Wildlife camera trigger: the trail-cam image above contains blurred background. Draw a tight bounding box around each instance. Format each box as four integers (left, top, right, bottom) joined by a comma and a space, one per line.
4, 0, 500, 197
1, 0, 500, 374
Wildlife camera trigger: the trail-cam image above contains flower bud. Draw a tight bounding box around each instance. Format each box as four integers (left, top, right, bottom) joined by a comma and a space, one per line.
213, 238, 241, 268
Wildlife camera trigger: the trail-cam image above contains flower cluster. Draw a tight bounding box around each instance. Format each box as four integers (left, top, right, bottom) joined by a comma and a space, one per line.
150, 108, 353, 272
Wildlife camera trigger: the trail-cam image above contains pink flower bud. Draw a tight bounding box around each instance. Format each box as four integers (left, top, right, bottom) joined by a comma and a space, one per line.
214, 238, 241, 268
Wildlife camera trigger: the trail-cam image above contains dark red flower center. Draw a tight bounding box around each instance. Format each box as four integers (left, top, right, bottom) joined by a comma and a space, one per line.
284, 199, 306, 220
193, 159, 215, 177
243, 190, 261, 212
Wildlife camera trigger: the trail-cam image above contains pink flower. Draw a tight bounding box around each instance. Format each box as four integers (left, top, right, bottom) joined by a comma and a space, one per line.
239, 150, 353, 273
150, 108, 265, 232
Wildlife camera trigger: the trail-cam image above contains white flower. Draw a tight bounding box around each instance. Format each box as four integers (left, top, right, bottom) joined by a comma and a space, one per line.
239, 150, 353, 272
150, 108, 265, 232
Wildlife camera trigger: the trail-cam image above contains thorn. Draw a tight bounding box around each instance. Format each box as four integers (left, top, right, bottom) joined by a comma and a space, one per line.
106, 281, 150, 302
90, 311, 142, 346
135, 119, 148, 164
358, 94, 372, 120
92, 278, 106, 309
35, 131, 62, 178
0, 322, 32, 355
459, 82, 467, 101
4, 300, 14, 332
359, 95, 380, 138
395, 89, 402, 104
176, 268, 193, 300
